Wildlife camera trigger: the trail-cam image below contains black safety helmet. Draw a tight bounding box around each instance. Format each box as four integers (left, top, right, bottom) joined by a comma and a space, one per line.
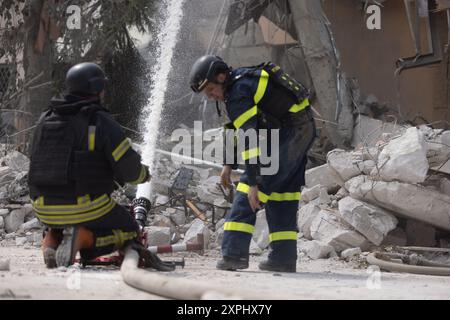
65, 62, 107, 95
189, 55, 230, 93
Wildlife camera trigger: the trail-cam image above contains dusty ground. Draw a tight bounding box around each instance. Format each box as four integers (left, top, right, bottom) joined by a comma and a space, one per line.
1, 246, 450, 300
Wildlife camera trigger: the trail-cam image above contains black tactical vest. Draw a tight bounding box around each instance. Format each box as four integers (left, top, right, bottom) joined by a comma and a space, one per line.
28, 103, 115, 200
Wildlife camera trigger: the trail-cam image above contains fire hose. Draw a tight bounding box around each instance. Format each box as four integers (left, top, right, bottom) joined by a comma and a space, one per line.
120, 246, 293, 300
367, 247, 450, 276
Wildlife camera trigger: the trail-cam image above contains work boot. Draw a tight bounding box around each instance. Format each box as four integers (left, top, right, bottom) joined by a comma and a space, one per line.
56, 226, 94, 267
258, 259, 296, 273
41, 229, 63, 269
216, 256, 249, 271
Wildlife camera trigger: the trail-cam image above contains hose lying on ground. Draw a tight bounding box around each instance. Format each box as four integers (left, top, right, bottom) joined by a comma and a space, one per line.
367, 250, 450, 277
120, 247, 290, 300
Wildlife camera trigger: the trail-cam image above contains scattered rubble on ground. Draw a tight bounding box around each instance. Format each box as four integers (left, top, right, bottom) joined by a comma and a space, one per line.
2, 123, 450, 273
297, 124, 450, 264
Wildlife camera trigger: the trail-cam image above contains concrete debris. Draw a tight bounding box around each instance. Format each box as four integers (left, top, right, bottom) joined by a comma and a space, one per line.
249, 238, 263, 255
381, 227, 407, 247
297, 203, 321, 240
15, 236, 27, 246
0, 216, 4, 230
424, 129, 450, 168
4, 208, 28, 233
310, 209, 369, 252
18, 218, 42, 233
338, 197, 398, 245
0, 209, 9, 216
154, 194, 170, 206
165, 208, 187, 226
405, 220, 436, 247
197, 176, 225, 204
0, 167, 15, 186
1, 151, 30, 172
373, 127, 429, 184
352, 115, 404, 148
340, 247, 362, 260
0, 259, 10, 271
298, 239, 336, 260
145, 226, 171, 246
213, 198, 231, 218
183, 218, 210, 248
301, 185, 322, 203
252, 210, 270, 250
440, 178, 450, 196
346, 175, 450, 231
327, 149, 365, 185
302, 185, 331, 205
305, 164, 340, 193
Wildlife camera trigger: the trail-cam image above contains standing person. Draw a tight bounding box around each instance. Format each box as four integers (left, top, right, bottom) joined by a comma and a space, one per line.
189, 56, 316, 272
28, 62, 150, 268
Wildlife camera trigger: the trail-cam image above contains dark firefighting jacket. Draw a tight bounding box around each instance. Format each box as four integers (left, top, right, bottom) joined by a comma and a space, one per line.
28, 95, 149, 226
223, 62, 311, 186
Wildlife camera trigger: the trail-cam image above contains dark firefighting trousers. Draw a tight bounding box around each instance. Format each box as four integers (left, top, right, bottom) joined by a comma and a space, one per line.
46, 204, 139, 261
222, 113, 316, 264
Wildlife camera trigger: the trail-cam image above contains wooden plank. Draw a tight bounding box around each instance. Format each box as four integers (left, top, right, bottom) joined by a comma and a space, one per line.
186, 200, 207, 222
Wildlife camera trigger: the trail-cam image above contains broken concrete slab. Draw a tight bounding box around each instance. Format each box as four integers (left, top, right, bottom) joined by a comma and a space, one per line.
338, 197, 398, 245
1, 151, 30, 172
18, 218, 42, 232
183, 218, 210, 248
346, 175, 450, 231
197, 176, 225, 204
327, 149, 365, 185
305, 164, 340, 193
301, 185, 322, 203
253, 210, 270, 250
0, 216, 3, 230
352, 115, 403, 148
298, 239, 335, 259
405, 220, 436, 247
310, 209, 369, 252
4, 208, 27, 233
381, 227, 407, 246
0, 209, 9, 217
373, 127, 429, 184
145, 226, 171, 246
425, 130, 450, 167
298, 203, 321, 240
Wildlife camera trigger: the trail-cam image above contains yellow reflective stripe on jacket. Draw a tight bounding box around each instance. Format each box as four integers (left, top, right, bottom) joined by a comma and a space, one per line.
237, 183, 301, 203
236, 183, 270, 203
269, 231, 298, 242
231, 70, 269, 130
233, 105, 257, 129
130, 165, 147, 185
241, 147, 261, 161
289, 98, 310, 113
88, 126, 96, 151
224, 222, 255, 234
112, 138, 131, 162
35, 200, 115, 225
33, 194, 111, 215
254, 69, 269, 104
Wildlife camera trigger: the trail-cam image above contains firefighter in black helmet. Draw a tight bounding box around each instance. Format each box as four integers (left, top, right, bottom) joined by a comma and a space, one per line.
190, 55, 316, 273
28, 62, 152, 268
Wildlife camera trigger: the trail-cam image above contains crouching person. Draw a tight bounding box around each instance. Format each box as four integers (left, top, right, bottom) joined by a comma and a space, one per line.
28, 62, 150, 268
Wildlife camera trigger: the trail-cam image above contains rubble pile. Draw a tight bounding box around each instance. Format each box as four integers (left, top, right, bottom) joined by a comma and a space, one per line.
0, 150, 44, 248
300, 125, 450, 261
